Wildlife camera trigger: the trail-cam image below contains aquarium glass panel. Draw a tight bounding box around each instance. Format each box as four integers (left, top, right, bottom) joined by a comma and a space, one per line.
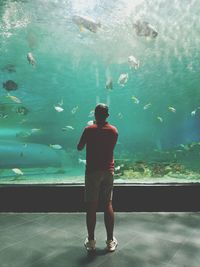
0, 0, 200, 184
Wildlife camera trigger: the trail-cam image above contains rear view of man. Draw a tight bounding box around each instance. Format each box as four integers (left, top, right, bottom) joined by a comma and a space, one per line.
77, 103, 118, 252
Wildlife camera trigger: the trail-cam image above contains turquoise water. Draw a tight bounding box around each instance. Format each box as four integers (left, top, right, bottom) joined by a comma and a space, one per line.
0, 0, 200, 184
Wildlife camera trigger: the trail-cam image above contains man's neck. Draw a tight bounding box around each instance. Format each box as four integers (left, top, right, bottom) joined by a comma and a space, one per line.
95, 120, 107, 125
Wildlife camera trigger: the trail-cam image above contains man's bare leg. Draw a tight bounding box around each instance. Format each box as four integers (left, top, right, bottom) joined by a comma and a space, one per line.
104, 200, 114, 240
86, 200, 98, 240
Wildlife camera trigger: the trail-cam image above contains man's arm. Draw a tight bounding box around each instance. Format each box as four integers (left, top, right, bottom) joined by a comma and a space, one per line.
111, 128, 118, 149
77, 129, 87, 151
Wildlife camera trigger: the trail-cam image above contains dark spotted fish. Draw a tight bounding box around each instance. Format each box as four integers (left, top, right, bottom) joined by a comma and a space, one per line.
3, 80, 18, 91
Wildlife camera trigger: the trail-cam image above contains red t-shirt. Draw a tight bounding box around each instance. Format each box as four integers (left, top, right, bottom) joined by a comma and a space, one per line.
77, 122, 118, 173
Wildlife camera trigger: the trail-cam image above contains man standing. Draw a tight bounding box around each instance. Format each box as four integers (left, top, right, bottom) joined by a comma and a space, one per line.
77, 103, 118, 252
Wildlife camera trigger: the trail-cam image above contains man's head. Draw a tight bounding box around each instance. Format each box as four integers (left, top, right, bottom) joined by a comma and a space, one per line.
95, 103, 109, 122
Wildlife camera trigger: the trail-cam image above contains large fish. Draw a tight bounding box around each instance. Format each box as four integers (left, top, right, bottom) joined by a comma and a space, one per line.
3, 80, 18, 91
72, 15, 101, 33
133, 20, 158, 38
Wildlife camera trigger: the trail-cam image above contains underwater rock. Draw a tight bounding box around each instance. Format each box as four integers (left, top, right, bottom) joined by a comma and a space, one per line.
3, 80, 18, 91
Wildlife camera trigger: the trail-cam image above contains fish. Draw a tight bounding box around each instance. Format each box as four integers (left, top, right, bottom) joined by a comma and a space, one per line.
87, 120, 93, 126
66, 125, 74, 130
168, 106, 176, 113
88, 110, 94, 117
78, 158, 86, 165
115, 164, 124, 171
71, 106, 79, 114
105, 77, 113, 90
128, 55, 140, 69
27, 52, 36, 66
49, 144, 62, 149
191, 110, 196, 116
16, 106, 29, 115
30, 128, 41, 133
62, 125, 74, 131
157, 116, 163, 122
115, 166, 121, 171
3, 80, 18, 91
143, 103, 151, 110
0, 113, 8, 119
118, 112, 123, 119
118, 73, 128, 86
191, 107, 200, 116
58, 99, 63, 106
16, 131, 31, 138
65, 126, 74, 130
133, 20, 158, 38
54, 106, 64, 112
131, 96, 139, 104
12, 168, 23, 175
6, 94, 21, 103
19, 119, 28, 124
72, 15, 101, 33
180, 144, 190, 151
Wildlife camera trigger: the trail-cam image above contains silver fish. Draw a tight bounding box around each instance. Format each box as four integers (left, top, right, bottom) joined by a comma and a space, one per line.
133, 20, 158, 38
72, 15, 101, 33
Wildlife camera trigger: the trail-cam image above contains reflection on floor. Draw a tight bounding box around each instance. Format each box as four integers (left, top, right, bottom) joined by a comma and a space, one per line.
0, 212, 199, 267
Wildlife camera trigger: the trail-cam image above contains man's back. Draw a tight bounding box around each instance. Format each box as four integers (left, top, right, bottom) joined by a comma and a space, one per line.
78, 122, 118, 172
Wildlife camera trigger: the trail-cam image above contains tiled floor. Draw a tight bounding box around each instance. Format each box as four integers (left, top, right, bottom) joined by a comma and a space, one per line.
0, 212, 199, 267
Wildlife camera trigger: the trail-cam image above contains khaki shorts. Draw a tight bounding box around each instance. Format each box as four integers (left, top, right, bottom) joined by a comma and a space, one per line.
84, 170, 114, 202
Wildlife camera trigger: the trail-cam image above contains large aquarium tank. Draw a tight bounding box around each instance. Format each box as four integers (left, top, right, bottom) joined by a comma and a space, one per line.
0, 0, 200, 184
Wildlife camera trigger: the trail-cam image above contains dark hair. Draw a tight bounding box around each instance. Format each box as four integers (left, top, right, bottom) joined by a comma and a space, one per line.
95, 103, 109, 119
